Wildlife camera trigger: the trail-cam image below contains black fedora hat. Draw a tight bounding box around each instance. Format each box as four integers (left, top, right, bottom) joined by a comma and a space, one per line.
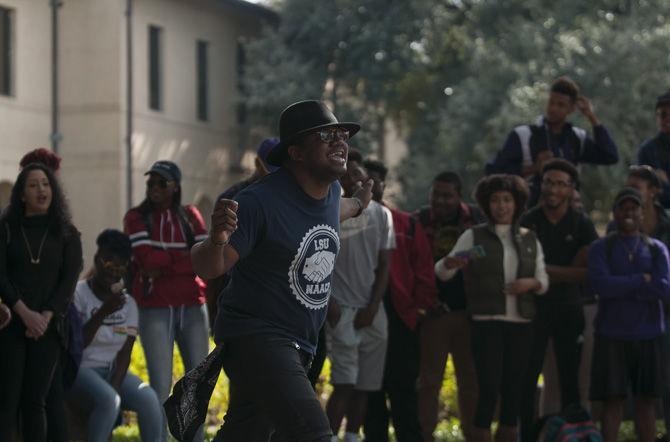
267, 100, 361, 166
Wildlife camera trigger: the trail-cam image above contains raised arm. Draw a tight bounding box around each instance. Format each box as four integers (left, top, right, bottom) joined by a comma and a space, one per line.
340, 179, 373, 222
191, 199, 240, 280
575, 97, 618, 165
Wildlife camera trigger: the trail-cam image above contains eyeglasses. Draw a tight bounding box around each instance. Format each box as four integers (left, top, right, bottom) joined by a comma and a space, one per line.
146, 178, 170, 189
541, 178, 572, 189
316, 128, 349, 144
657, 110, 670, 120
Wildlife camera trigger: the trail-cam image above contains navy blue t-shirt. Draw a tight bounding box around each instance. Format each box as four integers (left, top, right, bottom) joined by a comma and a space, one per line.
214, 168, 341, 354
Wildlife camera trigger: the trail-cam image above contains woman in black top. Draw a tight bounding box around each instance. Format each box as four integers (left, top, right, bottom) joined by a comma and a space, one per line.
0, 163, 82, 442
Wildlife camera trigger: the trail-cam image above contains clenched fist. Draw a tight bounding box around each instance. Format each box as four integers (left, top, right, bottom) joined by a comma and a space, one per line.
210, 199, 239, 245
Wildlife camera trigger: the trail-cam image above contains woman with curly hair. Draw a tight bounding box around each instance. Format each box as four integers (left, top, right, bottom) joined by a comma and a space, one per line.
434, 174, 548, 442
0, 162, 82, 441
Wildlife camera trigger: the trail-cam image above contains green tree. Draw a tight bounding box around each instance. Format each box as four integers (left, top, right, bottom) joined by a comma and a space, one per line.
242, 0, 433, 156
243, 0, 670, 214
395, 0, 670, 212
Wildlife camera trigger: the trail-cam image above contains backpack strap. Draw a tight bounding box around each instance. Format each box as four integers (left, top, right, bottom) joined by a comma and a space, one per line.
571, 126, 588, 158
606, 232, 660, 266
641, 234, 660, 263
417, 207, 431, 228
142, 210, 153, 238
176, 206, 196, 249
407, 214, 416, 240
514, 125, 533, 167
605, 232, 617, 267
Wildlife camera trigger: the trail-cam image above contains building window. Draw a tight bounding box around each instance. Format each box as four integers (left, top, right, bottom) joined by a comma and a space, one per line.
196, 40, 208, 121
148, 25, 163, 111
0, 6, 14, 96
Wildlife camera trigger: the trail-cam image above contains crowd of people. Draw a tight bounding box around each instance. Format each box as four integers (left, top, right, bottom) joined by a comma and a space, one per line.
0, 76, 670, 442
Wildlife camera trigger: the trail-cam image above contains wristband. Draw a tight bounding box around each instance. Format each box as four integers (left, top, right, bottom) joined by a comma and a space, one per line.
209, 236, 229, 247
352, 197, 364, 218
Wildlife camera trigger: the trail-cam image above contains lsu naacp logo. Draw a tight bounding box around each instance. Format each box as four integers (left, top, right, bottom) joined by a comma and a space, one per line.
289, 224, 340, 310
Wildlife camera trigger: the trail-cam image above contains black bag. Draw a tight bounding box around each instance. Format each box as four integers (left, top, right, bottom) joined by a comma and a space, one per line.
164, 344, 225, 441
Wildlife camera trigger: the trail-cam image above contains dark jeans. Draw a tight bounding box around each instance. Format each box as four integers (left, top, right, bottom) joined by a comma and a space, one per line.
519, 302, 584, 442
307, 326, 327, 389
364, 298, 422, 442
213, 334, 332, 442
0, 320, 62, 442
470, 320, 533, 428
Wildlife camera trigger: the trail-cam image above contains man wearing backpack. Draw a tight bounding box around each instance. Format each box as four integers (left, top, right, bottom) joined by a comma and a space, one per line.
518, 159, 599, 442
486, 76, 618, 206
637, 91, 670, 208
587, 187, 670, 442
415, 171, 483, 442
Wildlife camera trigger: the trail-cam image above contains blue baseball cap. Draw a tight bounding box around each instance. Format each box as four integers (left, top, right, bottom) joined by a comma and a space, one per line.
144, 160, 182, 183
256, 138, 280, 172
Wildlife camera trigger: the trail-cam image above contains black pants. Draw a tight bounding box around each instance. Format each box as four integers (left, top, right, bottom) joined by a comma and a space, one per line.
46, 353, 69, 442
519, 302, 584, 442
364, 298, 422, 442
307, 326, 327, 389
0, 319, 61, 442
213, 334, 332, 442
470, 320, 533, 428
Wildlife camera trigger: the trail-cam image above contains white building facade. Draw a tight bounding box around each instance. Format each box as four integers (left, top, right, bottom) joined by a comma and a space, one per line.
0, 0, 276, 264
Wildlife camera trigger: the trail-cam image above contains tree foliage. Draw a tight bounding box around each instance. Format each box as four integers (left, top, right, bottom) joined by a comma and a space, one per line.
243, 0, 670, 212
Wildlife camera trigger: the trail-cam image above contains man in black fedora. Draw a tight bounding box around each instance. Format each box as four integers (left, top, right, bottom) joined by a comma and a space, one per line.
192, 100, 372, 441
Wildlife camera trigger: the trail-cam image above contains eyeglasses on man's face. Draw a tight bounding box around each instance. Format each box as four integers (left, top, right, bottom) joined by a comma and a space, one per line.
315, 128, 349, 144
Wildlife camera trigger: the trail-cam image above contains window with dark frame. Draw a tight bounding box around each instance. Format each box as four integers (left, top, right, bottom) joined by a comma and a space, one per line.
148, 25, 163, 111
0, 6, 14, 97
196, 40, 208, 121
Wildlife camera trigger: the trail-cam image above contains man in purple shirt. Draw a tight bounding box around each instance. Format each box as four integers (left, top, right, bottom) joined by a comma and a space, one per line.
587, 187, 670, 442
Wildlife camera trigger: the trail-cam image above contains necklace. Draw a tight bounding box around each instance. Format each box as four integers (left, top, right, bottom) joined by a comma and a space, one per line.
619, 235, 641, 262
20, 225, 49, 265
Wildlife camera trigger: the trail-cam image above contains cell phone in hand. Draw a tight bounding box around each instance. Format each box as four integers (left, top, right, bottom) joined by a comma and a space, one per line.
454, 245, 486, 260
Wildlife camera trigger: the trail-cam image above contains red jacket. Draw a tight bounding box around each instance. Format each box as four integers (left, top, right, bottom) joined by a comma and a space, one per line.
124, 205, 208, 308
387, 207, 437, 330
